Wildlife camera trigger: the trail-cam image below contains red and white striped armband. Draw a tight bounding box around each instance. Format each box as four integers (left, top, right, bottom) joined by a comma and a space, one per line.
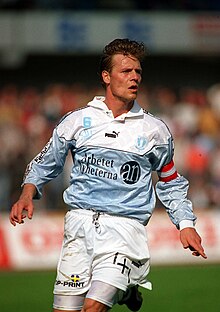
158, 160, 178, 182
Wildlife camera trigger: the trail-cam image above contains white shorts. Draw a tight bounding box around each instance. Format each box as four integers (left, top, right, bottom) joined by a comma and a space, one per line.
53, 209, 152, 301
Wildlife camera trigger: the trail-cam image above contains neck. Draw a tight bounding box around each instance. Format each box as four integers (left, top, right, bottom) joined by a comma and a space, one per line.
104, 96, 134, 118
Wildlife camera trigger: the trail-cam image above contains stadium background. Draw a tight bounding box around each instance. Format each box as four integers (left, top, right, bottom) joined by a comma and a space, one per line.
0, 1, 220, 311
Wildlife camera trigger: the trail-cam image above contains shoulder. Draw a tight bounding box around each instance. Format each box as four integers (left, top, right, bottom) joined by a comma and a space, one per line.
58, 105, 89, 124
55, 105, 90, 138
143, 110, 172, 139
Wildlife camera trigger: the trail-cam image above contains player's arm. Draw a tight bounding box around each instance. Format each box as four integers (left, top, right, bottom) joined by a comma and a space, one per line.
10, 122, 71, 226
9, 183, 36, 226
148, 120, 207, 259
156, 160, 207, 259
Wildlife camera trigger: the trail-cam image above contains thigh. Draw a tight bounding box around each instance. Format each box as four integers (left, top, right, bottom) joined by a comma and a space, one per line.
53, 282, 116, 311
53, 293, 84, 311
82, 298, 109, 312
85, 280, 120, 309
92, 215, 152, 291
54, 211, 93, 296
54, 310, 80, 312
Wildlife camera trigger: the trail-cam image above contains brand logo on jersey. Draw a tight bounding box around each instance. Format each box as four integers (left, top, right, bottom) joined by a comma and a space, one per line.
120, 161, 141, 184
135, 136, 148, 150
105, 131, 120, 138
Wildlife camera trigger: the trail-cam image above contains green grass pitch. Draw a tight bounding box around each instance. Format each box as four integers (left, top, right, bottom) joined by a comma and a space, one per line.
0, 264, 219, 312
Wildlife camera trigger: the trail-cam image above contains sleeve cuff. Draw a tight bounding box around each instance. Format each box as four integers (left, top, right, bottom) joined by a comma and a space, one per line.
179, 220, 195, 230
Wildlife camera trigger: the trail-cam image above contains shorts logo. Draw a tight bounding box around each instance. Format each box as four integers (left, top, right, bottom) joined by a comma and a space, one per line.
120, 161, 141, 184
70, 274, 80, 282
56, 272, 85, 288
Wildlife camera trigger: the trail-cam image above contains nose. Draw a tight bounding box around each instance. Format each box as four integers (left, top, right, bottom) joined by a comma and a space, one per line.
131, 70, 141, 83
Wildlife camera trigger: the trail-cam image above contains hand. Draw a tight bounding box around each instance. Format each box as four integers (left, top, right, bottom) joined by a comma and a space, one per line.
180, 227, 207, 259
9, 196, 34, 226
9, 184, 36, 226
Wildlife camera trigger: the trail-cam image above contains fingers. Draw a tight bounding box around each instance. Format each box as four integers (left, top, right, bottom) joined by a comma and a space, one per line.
189, 236, 207, 259
27, 209, 33, 220
189, 245, 207, 259
10, 211, 27, 226
9, 201, 33, 226
9, 203, 20, 226
10, 207, 23, 226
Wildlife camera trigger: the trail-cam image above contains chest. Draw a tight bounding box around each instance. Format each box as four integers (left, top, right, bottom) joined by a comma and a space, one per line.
75, 118, 157, 155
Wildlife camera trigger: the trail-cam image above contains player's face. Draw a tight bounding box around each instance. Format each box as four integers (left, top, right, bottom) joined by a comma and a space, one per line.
103, 53, 142, 104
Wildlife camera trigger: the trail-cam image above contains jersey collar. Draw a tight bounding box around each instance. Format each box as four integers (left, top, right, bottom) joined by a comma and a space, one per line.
87, 96, 144, 119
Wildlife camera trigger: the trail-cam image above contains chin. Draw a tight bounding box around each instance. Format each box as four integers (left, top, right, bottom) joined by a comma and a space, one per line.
129, 94, 138, 100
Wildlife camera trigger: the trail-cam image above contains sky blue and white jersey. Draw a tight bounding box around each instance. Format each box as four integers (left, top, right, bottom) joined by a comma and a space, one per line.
23, 96, 196, 227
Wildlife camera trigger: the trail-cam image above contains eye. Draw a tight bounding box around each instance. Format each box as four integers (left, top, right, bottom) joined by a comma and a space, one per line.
136, 69, 142, 75
122, 69, 131, 73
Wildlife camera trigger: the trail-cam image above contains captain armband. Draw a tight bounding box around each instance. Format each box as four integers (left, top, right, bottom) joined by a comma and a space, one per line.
158, 160, 178, 182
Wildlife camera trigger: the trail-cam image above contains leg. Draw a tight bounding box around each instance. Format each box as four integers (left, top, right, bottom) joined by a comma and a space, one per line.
53, 211, 92, 311
82, 298, 109, 312
53, 294, 85, 312
53, 295, 109, 312
53, 302, 108, 312
83, 281, 119, 311
53, 310, 80, 312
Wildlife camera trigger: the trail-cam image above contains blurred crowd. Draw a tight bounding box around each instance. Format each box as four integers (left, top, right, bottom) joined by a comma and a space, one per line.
0, 0, 220, 11
0, 82, 220, 212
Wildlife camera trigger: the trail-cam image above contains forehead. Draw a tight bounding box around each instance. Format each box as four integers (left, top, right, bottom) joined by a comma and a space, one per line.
111, 54, 141, 69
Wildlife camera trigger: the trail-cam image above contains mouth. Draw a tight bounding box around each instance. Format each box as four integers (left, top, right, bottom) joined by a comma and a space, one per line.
129, 85, 138, 92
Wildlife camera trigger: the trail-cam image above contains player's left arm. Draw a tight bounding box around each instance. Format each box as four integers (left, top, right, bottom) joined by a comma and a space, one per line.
156, 159, 207, 259
150, 122, 207, 259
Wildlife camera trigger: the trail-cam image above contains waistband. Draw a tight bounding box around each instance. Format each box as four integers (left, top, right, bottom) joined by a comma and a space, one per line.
68, 207, 141, 223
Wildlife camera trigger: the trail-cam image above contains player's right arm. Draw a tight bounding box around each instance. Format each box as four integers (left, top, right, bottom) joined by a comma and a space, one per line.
9, 113, 75, 226
9, 183, 36, 226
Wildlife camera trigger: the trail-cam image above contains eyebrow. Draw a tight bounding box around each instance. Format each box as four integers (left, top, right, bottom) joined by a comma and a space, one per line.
121, 66, 142, 73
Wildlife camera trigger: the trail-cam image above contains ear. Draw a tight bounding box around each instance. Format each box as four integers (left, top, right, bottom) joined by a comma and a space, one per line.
102, 70, 110, 85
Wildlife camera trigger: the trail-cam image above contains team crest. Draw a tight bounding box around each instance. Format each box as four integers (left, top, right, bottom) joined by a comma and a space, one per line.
135, 136, 148, 151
